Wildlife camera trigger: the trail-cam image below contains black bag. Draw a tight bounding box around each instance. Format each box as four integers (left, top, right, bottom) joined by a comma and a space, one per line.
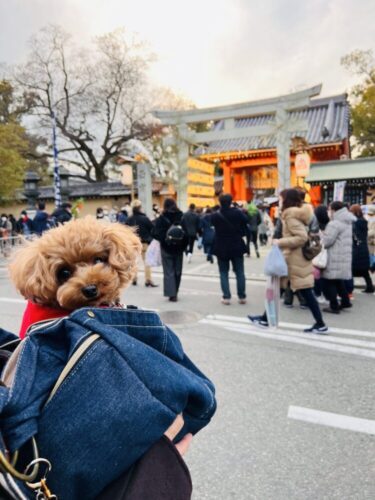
163, 216, 186, 248
302, 233, 322, 261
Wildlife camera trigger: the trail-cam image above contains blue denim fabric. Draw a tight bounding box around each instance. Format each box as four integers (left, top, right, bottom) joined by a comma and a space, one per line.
0, 308, 216, 500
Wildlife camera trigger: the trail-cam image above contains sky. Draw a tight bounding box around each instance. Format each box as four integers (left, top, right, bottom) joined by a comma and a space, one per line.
0, 0, 374, 107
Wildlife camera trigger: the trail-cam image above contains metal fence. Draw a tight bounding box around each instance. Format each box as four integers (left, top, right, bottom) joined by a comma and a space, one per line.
0, 235, 24, 258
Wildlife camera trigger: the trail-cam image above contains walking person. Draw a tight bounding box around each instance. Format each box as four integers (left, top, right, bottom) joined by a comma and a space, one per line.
246, 201, 261, 258
249, 189, 328, 333
182, 203, 200, 263
346, 204, 374, 294
33, 202, 51, 236
200, 207, 215, 263
17, 210, 34, 237
126, 199, 158, 288
368, 205, 375, 272
152, 198, 188, 302
52, 202, 72, 225
313, 205, 330, 305
321, 201, 355, 314
211, 194, 248, 305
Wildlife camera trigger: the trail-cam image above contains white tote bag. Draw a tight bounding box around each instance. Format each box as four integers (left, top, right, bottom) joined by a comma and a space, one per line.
312, 248, 328, 270
145, 239, 162, 267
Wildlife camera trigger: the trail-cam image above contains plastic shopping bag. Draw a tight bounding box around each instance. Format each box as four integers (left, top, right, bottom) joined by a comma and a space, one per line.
145, 240, 162, 267
264, 245, 288, 277
265, 276, 280, 327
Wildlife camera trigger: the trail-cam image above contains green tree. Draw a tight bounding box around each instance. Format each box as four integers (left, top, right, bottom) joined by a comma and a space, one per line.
0, 122, 27, 202
341, 49, 375, 156
0, 80, 47, 202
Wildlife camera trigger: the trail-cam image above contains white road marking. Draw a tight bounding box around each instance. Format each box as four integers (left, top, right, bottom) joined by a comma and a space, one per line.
200, 319, 375, 359
206, 314, 375, 339
288, 406, 375, 435
202, 318, 375, 349
0, 297, 26, 304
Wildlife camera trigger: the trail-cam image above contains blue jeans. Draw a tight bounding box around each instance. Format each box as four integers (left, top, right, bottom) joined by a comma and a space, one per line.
217, 256, 246, 299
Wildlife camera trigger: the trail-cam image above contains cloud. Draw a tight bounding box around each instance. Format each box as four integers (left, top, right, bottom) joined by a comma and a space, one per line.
0, 0, 374, 106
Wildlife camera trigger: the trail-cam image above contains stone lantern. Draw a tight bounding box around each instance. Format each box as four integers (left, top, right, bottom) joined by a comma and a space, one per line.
23, 170, 40, 210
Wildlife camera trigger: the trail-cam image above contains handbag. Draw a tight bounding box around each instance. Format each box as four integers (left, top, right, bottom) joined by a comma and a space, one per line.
145, 239, 162, 267
0, 308, 216, 500
302, 233, 322, 261
312, 248, 328, 270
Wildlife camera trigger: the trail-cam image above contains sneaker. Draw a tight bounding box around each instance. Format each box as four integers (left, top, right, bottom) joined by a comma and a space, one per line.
256, 250, 260, 258
284, 303, 293, 308
187, 253, 192, 263
304, 323, 329, 334
169, 296, 178, 302
248, 315, 269, 327
323, 307, 340, 314
221, 298, 231, 305
299, 304, 308, 310
361, 289, 375, 294
316, 296, 328, 305
238, 298, 247, 305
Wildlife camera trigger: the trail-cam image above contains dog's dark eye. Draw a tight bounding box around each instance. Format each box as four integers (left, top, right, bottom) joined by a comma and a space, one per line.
57, 267, 72, 283
93, 257, 106, 265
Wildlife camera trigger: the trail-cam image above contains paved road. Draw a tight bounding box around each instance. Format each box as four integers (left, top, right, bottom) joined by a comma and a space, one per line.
1, 248, 375, 499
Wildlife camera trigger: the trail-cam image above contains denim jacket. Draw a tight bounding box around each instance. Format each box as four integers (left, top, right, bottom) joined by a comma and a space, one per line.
0, 307, 216, 500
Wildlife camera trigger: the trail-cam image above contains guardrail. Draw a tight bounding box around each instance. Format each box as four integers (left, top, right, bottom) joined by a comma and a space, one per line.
0, 235, 24, 258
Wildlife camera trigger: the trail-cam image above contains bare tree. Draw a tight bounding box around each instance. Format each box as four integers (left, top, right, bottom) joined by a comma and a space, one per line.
14, 25, 159, 182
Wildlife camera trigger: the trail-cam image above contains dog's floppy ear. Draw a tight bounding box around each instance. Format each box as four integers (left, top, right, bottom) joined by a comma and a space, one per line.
8, 241, 56, 303
103, 223, 142, 285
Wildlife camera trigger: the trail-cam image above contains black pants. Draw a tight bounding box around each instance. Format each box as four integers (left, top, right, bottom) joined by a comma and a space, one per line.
246, 230, 258, 254
345, 272, 374, 293
322, 279, 351, 310
186, 236, 195, 255
261, 287, 324, 326
161, 249, 183, 298
259, 233, 268, 246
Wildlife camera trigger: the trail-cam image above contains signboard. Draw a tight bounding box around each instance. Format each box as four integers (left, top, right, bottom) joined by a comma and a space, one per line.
187, 171, 214, 185
187, 196, 215, 208
333, 180, 346, 202
295, 152, 311, 178
187, 158, 215, 175
187, 156, 215, 208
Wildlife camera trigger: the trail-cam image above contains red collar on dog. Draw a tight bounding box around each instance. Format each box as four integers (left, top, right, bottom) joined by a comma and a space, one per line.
19, 301, 69, 339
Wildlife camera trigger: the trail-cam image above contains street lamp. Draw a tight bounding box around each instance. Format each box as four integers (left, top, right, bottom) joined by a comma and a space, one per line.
23, 170, 41, 210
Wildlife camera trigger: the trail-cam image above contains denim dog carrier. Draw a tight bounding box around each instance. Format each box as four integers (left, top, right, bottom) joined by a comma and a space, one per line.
0, 308, 216, 500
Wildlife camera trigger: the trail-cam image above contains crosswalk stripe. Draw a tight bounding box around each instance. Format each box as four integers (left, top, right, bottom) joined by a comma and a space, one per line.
205, 314, 375, 339
201, 318, 375, 349
200, 319, 375, 359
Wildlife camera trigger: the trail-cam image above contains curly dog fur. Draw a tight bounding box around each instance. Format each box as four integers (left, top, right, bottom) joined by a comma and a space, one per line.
9, 217, 142, 310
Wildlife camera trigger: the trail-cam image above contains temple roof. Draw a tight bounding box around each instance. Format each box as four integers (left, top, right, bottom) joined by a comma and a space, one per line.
196, 94, 349, 155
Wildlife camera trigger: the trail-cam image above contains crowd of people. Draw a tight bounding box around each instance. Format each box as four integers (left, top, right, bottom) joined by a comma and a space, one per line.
1, 193, 374, 332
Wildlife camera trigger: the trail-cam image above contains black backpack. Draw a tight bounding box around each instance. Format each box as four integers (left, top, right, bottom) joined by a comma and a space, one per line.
164, 216, 186, 248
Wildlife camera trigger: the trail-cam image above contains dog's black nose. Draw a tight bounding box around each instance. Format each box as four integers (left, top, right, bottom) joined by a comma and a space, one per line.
82, 285, 98, 299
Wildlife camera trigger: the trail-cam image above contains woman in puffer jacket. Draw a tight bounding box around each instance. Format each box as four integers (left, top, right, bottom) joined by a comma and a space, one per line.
321, 201, 355, 313
249, 189, 327, 334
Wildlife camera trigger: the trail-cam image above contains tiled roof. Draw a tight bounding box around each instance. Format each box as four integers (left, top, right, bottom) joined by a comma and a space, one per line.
306, 157, 375, 183
196, 94, 349, 155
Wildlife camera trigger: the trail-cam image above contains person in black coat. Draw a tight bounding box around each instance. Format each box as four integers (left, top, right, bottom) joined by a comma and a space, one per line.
152, 198, 188, 302
52, 202, 73, 225
210, 194, 248, 305
346, 205, 374, 294
200, 208, 215, 263
181, 204, 200, 262
126, 200, 158, 287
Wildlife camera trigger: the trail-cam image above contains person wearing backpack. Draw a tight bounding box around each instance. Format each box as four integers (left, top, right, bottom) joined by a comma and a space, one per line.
152, 198, 188, 302
211, 194, 249, 305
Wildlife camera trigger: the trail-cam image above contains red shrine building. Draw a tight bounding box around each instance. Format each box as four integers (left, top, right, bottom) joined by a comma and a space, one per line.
196, 93, 350, 203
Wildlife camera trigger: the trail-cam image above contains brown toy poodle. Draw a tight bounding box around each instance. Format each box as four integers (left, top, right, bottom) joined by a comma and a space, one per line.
9, 217, 142, 337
